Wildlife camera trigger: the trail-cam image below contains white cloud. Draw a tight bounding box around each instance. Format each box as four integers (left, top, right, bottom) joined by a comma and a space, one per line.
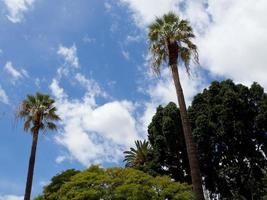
57, 44, 79, 69
50, 79, 140, 166
4, 61, 28, 83
75, 73, 103, 98
197, 0, 267, 88
82, 35, 96, 44
121, 0, 267, 89
4, 61, 22, 79
55, 155, 66, 164
3, 0, 35, 23
119, 0, 180, 26
104, 2, 112, 12
0, 85, 9, 104
50, 79, 66, 100
122, 50, 130, 60
0, 195, 23, 200
126, 34, 142, 43
139, 67, 206, 132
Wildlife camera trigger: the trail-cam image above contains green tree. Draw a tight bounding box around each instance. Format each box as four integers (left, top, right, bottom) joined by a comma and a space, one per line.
148, 12, 204, 199
35, 169, 80, 200
124, 140, 151, 168
188, 80, 267, 199
36, 166, 193, 200
147, 102, 191, 183
17, 93, 60, 200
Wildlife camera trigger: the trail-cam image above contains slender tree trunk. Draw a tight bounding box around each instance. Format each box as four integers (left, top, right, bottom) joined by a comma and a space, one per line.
170, 64, 205, 200
24, 129, 39, 200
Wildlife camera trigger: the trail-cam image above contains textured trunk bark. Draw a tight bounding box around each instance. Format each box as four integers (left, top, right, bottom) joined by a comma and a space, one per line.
24, 129, 39, 200
170, 64, 205, 200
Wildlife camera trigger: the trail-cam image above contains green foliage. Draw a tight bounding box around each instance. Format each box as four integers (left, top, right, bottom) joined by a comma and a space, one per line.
17, 92, 60, 134
123, 140, 151, 168
35, 166, 193, 200
36, 169, 80, 200
147, 102, 191, 183
188, 80, 267, 199
148, 12, 198, 74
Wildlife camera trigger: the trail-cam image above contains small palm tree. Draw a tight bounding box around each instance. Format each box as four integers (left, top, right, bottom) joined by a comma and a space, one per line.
124, 140, 151, 168
17, 93, 60, 200
148, 12, 204, 199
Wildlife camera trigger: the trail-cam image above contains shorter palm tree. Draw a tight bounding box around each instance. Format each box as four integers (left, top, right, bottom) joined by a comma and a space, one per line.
124, 140, 151, 168
17, 93, 60, 200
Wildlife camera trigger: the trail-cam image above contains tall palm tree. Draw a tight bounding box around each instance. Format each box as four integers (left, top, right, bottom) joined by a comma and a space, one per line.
124, 140, 151, 168
148, 12, 204, 199
17, 93, 60, 200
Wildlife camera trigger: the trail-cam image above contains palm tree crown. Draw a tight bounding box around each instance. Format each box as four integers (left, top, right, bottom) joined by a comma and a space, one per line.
18, 93, 60, 200
148, 12, 198, 74
124, 140, 151, 168
17, 93, 60, 133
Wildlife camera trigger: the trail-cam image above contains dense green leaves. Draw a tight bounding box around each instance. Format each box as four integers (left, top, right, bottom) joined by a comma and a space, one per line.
123, 103, 191, 184
189, 80, 267, 199
35, 166, 193, 200
147, 102, 191, 183
35, 169, 80, 200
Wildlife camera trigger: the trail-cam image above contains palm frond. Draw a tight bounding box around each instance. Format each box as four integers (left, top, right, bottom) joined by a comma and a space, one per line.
123, 140, 151, 168
17, 92, 60, 135
148, 12, 199, 75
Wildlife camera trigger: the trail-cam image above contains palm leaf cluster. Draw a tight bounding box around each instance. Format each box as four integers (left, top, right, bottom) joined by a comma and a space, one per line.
148, 12, 199, 74
124, 140, 151, 168
17, 93, 60, 134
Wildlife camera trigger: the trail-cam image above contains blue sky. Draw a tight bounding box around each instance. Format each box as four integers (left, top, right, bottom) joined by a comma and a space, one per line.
0, 0, 267, 199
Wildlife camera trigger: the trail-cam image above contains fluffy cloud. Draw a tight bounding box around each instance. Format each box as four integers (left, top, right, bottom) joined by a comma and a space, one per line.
3, 0, 35, 23
0, 195, 23, 200
119, 0, 180, 26
0, 85, 9, 104
4, 61, 28, 83
50, 79, 140, 166
198, 0, 267, 88
121, 0, 267, 90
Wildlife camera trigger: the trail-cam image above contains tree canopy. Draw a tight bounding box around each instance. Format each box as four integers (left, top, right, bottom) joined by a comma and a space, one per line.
124, 80, 267, 199
35, 166, 193, 200
189, 80, 267, 199
147, 102, 190, 183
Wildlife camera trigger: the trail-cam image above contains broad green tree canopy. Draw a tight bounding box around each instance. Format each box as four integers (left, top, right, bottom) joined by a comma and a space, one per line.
35, 166, 193, 200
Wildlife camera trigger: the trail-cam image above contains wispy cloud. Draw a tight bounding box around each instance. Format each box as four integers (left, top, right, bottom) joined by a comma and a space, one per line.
121, 50, 130, 60
119, 0, 179, 27
57, 44, 80, 77
4, 62, 22, 79
3, 0, 35, 23
4, 61, 28, 83
0, 195, 23, 200
57, 44, 79, 68
0, 85, 9, 104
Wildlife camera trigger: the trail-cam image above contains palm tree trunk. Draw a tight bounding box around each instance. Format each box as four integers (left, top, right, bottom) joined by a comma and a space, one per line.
24, 129, 39, 200
170, 64, 205, 200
